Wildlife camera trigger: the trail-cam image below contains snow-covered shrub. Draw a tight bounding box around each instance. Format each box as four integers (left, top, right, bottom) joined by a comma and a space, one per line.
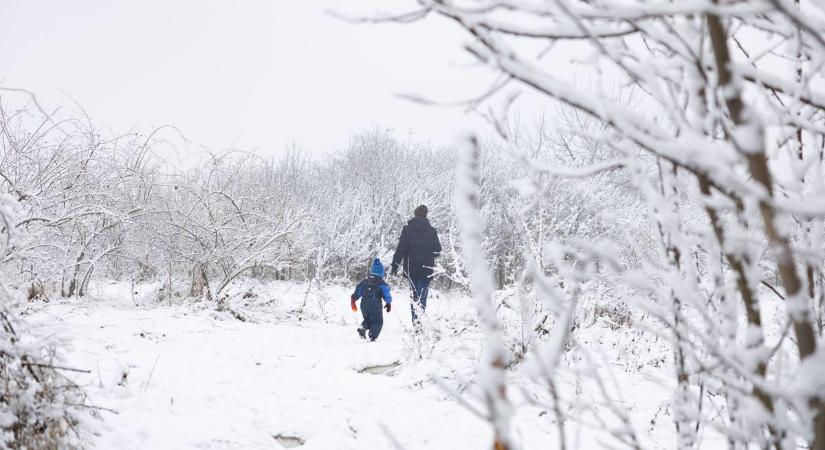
0, 193, 83, 449
0, 306, 84, 450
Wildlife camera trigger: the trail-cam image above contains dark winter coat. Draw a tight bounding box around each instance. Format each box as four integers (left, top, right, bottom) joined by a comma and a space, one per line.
391, 217, 442, 280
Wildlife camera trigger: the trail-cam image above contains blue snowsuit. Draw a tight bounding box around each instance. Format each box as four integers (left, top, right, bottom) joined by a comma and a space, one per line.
351, 259, 392, 341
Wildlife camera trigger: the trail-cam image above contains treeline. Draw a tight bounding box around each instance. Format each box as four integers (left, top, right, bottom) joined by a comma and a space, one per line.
0, 99, 646, 301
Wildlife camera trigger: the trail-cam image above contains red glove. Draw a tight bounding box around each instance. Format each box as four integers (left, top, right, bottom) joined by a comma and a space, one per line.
351, 298, 357, 312
385, 303, 391, 313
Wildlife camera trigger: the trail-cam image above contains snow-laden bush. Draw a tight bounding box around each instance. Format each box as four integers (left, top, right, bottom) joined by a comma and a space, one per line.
0, 194, 83, 449
0, 305, 83, 450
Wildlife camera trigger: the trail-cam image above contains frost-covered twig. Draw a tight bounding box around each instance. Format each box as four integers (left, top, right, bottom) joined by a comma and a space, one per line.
456, 135, 513, 449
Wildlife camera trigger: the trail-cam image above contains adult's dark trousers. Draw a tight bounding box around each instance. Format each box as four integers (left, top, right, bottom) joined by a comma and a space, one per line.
408, 277, 430, 324
361, 297, 384, 340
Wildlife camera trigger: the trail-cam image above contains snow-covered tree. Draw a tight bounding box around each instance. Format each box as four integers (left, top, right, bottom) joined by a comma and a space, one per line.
375, 0, 825, 448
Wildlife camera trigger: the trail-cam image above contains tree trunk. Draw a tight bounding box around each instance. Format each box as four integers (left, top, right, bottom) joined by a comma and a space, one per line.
78, 265, 94, 297
190, 263, 211, 301
707, 13, 823, 449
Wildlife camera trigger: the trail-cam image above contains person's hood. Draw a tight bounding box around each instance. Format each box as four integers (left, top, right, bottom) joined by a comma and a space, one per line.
370, 258, 385, 277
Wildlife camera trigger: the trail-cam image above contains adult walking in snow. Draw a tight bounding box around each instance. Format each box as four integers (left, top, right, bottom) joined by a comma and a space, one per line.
390, 205, 441, 328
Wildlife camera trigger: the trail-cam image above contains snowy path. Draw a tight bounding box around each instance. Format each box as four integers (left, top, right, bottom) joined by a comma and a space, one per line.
20, 282, 691, 449
22, 291, 497, 449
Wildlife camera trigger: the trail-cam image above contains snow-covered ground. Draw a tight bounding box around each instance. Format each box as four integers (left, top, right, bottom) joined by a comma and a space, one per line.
16, 280, 692, 449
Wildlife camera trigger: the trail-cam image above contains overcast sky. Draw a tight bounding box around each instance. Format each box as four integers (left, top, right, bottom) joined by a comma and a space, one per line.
0, 1, 513, 158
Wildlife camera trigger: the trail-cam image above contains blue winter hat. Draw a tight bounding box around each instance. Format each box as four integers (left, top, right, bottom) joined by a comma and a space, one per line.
370, 258, 385, 277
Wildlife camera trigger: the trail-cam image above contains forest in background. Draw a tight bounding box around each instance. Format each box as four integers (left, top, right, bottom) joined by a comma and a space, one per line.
0, 99, 647, 302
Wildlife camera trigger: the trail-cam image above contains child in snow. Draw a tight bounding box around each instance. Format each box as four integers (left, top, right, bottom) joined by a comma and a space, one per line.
350, 258, 392, 341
